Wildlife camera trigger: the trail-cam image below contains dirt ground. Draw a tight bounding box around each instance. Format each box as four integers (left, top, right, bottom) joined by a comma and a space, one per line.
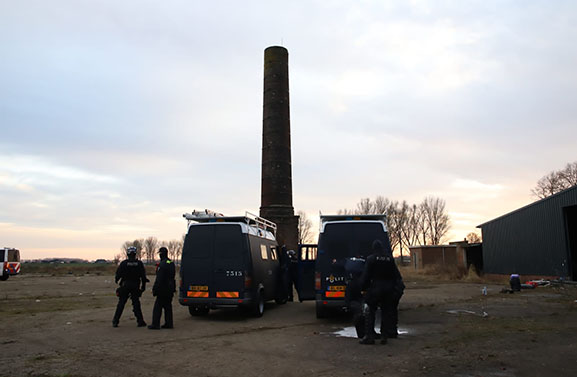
1, 272, 576, 377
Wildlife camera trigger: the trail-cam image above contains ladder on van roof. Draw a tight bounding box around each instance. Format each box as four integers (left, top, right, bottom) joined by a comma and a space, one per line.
183, 210, 277, 236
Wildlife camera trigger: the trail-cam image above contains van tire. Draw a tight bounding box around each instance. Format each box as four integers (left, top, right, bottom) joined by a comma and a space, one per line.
0, 273, 8, 281
316, 301, 328, 319
252, 289, 265, 317
188, 306, 209, 316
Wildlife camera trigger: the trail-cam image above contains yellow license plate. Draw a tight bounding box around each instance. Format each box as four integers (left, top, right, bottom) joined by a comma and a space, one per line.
328, 285, 346, 291
190, 285, 208, 291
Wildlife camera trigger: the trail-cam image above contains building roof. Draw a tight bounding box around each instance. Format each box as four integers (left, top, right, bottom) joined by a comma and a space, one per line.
477, 184, 577, 228
408, 244, 456, 249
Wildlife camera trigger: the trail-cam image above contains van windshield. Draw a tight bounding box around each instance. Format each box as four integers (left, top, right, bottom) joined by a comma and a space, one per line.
319, 222, 391, 260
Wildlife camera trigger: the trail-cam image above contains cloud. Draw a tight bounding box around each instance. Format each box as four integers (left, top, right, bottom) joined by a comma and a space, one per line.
1, 1, 576, 258
0, 154, 118, 185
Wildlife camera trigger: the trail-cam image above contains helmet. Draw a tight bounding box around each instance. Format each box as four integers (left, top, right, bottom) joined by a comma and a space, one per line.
127, 246, 137, 256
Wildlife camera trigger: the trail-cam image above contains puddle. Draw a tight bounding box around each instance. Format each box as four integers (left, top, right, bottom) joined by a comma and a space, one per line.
447, 309, 488, 317
332, 326, 410, 338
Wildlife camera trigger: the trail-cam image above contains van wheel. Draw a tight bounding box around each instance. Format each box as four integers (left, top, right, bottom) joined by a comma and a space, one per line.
0, 274, 8, 281
188, 306, 209, 316
252, 289, 265, 317
316, 301, 328, 319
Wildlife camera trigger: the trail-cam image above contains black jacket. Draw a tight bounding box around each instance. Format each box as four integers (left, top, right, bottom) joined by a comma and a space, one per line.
360, 253, 400, 292
115, 259, 147, 290
153, 258, 176, 297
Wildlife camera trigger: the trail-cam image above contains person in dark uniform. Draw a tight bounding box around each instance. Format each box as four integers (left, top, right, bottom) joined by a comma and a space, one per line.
112, 246, 147, 327
286, 249, 298, 302
344, 256, 366, 338
359, 239, 401, 344
389, 266, 405, 339
278, 245, 290, 301
148, 247, 176, 329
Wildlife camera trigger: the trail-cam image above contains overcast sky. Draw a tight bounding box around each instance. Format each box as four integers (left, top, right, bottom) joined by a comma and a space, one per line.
1, 1, 576, 260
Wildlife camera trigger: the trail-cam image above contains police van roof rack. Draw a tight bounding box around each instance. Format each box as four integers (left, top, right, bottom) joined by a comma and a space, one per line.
182, 210, 277, 236
245, 211, 277, 236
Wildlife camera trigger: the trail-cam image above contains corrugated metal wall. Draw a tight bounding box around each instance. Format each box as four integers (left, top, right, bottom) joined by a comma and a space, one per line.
479, 186, 577, 277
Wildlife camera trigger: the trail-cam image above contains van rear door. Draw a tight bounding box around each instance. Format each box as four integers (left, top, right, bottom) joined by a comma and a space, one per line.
181, 225, 213, 297
295, 244, 316, 301
182, 224, 247, 299
212, 225, 247, 298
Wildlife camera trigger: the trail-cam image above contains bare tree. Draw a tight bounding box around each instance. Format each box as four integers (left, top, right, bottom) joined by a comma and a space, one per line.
339, 195, 451, 252
466, 232, 482, 243
143, 237, 158, 264
387, 201, 409, 261
416, 202, 429, 246
134, 239, 144, 260
120, 239, 145, 260
297, 210, 315, 244
373, 196, 391, 215
356, 198, 374, 214
121, 241, 132, 255
165, 239, 181, 262
421, 197, 450, 245
561, 161, 577, 187
402, 204, 422, 247
532, 161, 577, 199
176, 238, 184, 262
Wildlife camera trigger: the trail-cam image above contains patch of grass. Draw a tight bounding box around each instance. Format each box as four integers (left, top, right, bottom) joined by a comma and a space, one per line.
441, 315, 557, 347
22, 262, 118, 276
0, 295, 115, 315
399, 264, 510, 285
20, 262, 157, 276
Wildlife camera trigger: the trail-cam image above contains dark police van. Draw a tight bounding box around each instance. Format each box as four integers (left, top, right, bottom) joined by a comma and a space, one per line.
296, 214, 392, 318
178, 211, 284, 317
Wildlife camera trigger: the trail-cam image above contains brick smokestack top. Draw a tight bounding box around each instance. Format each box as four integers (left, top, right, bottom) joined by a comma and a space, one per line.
260, 46, 298, 252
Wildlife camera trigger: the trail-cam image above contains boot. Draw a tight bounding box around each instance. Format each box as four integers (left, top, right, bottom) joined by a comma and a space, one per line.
359, 337, 375, 345
354, 314, 365, 339
359, 307, 376, 345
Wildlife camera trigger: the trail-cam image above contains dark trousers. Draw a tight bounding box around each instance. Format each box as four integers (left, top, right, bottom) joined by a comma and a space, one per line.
348, 299, 365, 338
151, 295, 173, 327
287, 265, 297, 301
345, 280, 365, 338
113, 288, 145, 324
390, 294, 401, 336
364, 289, 394, 340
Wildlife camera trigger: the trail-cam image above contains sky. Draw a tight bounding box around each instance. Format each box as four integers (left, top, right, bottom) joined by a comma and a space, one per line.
1, 0, 576, 260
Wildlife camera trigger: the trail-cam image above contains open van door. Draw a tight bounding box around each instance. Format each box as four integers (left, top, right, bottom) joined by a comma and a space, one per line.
296, 244, 317, 301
